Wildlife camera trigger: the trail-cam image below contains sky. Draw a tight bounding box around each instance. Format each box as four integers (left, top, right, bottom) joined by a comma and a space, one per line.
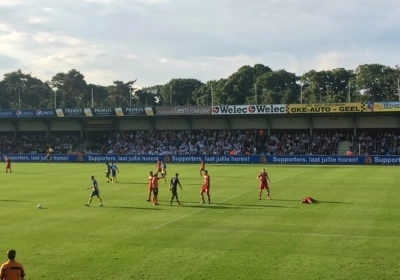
0, 0, 399, 88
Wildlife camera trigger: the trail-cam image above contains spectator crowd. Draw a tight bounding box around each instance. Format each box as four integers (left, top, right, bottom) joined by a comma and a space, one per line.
0, 132, 81, 155
350, 131, 400, 156
96, 129, 345, 156
1, 130, 399, 156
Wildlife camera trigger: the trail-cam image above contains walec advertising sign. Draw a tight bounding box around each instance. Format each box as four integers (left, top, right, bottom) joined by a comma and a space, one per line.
156, 106, 211, 115
287, 103, 363, 114
211, 104, 286, 115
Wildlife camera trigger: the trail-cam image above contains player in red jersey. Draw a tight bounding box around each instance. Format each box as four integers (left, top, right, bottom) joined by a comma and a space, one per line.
146, 171, 154, 202
46, 147, 51, 163
151, 172, 164, 206
199, 159, 205, 176
200, 170, 211, 204
257, 168, 271, 200
155, 159, 162, 174
300, 197, 318, 204
5, 156, 11, 173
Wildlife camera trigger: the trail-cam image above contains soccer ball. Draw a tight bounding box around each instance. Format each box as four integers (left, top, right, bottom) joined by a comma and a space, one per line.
37, 204, 42, 209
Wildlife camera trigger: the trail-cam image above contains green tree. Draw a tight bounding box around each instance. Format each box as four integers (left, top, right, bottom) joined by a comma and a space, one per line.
105, 80, 137, 107
299, 69, 353, 103
203, 78, 228, 105
132, 86, 159, 106
256, 70, 298, 104
2, 70, 53, 109
87, 84, 110, 107
50, 69, 88, 108
355, 64, 399, 101
222, 65, 256, 105
0, 80, 9, 109
160, 79, 203, 106
191, 81, 216, 105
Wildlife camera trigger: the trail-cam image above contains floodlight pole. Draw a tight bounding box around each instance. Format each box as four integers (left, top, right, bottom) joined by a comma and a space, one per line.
255, 83, 257, 104
211, 84, 214, 106
300, 82, 303, 104
348, 79, 351, 102
398, 78, 400, 101
18, 88, 21, 109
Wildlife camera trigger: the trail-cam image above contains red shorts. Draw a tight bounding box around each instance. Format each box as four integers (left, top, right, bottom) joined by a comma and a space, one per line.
201, 186, 209, 193
259, 184, 269, 190
6, 164, 11, 168
303, 198, 312, 204
156, 167, 161, 173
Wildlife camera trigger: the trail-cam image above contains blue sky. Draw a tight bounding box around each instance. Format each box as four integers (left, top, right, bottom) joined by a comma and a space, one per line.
0, 0, 399, 88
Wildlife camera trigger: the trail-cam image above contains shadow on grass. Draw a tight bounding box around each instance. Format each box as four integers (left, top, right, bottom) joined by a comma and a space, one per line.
273, 199, 353, 204
0, 199, 31, 203
215, 176, 246, 178
180, 204, 253, 210
104, 205, 163, 210
114, 182, 146, 185
217, 202, 294, 208
178, 202, 292, 209
9, 172, 42, 174
317, 200, 354, 204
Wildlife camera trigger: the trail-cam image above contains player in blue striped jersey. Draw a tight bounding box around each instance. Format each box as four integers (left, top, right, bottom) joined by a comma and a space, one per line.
111, 162, 119, 183
85, 176, 103, 207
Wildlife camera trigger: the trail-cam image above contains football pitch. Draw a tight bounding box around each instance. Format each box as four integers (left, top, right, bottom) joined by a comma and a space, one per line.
1, 163, 400, 279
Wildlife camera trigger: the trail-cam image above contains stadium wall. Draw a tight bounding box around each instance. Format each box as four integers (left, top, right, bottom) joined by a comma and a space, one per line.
50, 120, 81, 131
153, 118, 190, 130
269, 116, 309, 129
18, 121, 47, 131
356, 116, 400, 128
3, 115, 400, 132
230, 118, 268, 129
118, 119, 153, 130
0, 121, 14, 132
191, 118, 229, 130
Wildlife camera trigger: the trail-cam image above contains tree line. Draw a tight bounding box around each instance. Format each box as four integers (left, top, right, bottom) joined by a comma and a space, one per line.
0, 63, 399, 109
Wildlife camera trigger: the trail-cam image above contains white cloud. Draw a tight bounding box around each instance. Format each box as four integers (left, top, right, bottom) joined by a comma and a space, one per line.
0, 0, 21, 6
83, 0, 117, 3
33, 32, 82, 46
0, 0, 399, 87
27, 17, 46, 24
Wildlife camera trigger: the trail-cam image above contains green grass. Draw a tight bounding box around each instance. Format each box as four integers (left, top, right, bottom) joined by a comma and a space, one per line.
1, 163, 400, 279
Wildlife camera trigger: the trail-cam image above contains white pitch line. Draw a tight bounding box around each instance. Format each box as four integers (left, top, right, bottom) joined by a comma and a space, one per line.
154, 170, 307, 229
212, 194, 231, 198
164, 227, 400, 240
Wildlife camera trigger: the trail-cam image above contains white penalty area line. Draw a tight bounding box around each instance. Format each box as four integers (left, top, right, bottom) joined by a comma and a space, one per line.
164, 227, 400, 240
154, 170, 307, 229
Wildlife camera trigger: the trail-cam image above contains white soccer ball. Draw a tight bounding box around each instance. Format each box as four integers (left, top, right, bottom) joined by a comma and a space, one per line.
37, 204, 42, 209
